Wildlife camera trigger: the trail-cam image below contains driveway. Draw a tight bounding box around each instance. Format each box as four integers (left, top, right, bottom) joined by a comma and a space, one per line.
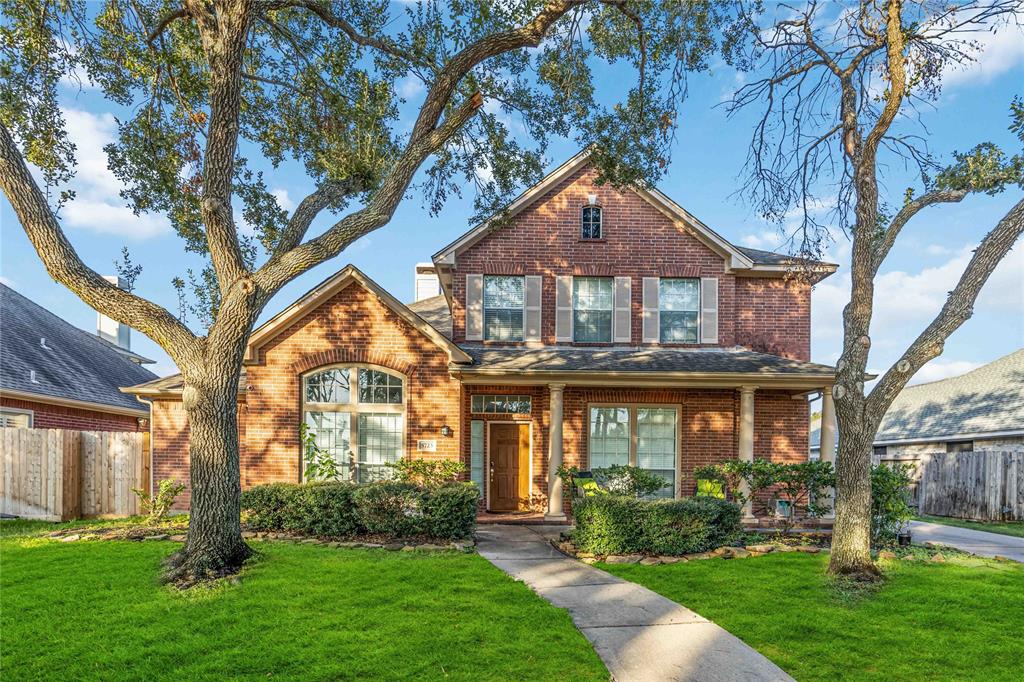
908, 520, 1024, 562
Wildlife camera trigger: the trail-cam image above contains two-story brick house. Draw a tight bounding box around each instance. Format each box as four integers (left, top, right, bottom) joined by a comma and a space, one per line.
126, 150, 838, 519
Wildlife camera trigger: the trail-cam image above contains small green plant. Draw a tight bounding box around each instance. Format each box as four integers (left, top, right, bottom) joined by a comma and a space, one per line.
871, 463, 914, 546
387, 458, 465, 487
593, 465, 668, 498
300, 421, 346, 482
131, 479, 186, 525
694, 459, 779, 513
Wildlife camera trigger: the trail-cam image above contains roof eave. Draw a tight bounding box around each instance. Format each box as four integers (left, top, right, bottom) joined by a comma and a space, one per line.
2, 387, 149, 417
450, 367, 835, 389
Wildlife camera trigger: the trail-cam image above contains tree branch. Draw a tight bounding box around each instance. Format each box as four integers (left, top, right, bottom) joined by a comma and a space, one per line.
0, 123, 201, 361
146, 7, 188, 46
867, 197, 1024, 419
872, 188, 969, 271
270, 179, 368, 258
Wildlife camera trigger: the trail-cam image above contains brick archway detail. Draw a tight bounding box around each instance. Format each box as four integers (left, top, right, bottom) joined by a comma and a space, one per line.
290, 349, 417, 377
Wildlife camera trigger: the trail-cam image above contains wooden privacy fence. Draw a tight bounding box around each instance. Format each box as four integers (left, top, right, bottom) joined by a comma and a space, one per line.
0, 428, 150, 521
918, 451, 1024, 521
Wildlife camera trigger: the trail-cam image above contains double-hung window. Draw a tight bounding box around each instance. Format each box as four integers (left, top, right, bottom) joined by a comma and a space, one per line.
588, 404, 677, 498
303, 366, 405, 483
659, 278, 699, 343
573, 276, 613, 342
483, 275, 524, 341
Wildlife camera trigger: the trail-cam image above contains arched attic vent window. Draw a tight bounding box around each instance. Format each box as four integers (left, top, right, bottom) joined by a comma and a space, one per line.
581, 204, 603, 240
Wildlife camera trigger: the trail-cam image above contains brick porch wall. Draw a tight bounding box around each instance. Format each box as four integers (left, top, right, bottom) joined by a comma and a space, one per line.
1, 395, 144, 432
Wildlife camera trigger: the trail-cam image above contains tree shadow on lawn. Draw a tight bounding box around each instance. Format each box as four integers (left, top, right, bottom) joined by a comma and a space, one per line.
1, 535, 607, 681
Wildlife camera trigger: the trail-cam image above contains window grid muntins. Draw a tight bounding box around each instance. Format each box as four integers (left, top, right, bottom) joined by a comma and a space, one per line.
302, 366, 406, 482
659, 278, 700, 343
471, 394, 533, 414
588, 405, 678, 498
573, 277, 613, 343
483, 275, 525, 341
581, 206, 602, 239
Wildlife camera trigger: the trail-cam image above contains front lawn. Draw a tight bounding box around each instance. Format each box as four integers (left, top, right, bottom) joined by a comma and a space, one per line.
916, 514, 1024, 538
602, 553, 1024, 681
1, 524, 606, 681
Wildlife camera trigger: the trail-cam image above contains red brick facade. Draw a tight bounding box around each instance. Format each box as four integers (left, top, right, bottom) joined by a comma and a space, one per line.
141, 158, 825, 515
0, 396, 144, 432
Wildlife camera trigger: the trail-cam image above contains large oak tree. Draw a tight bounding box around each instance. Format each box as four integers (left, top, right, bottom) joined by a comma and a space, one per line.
725, 0, 1023, 578
0, 0, 735, 582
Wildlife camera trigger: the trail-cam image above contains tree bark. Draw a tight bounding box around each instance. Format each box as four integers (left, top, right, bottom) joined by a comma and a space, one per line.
165, 352, 252, 582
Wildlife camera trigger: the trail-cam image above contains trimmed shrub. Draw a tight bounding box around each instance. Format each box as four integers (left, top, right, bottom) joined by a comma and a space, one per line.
573, 495, 742, 556
242, 480, 479, 540
643, 497, 742, 555
572, 495, 648, 555
354, 482, 426, 537
421, 483, 480, 539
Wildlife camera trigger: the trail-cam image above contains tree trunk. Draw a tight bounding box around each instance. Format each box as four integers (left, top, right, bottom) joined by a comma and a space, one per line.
164, 361, 251, 583
828, 405, 881, 579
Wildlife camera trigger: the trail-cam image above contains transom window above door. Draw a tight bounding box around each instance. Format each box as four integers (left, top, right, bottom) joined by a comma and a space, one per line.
573, 276, 613, 342
581, 205, 603, 239
303, 365, 405, 483
483, 275, 525, 341
659, 278, 699, 343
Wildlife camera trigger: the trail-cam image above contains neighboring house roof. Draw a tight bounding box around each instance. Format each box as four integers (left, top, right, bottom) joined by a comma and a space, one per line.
407, 295, 452, 339
242, 265, 471, 365
874, 349, 1024, 444
455, 345, 835, 387
431, 148, 838, 280
0, 284, 158, 415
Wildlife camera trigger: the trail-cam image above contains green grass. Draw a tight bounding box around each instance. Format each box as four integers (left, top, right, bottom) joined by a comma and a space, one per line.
916, 514, 1024, 539
601, 553, 1024, 681
1, 523, 606, 681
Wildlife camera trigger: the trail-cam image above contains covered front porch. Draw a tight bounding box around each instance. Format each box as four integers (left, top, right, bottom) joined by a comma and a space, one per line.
453, 346, 838, 522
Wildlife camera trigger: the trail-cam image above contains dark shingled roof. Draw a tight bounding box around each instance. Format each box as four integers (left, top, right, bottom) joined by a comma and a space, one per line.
738, 246, 837, 268
127, 370, 248, 396
458, 345, 835, 375
1, 284, 158, 412
875, 349, 1024, 443
407, 295, 452, 339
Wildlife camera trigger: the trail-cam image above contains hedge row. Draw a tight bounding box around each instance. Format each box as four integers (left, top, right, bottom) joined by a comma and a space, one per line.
572, 495, 742, 555
240, 481, 479, 540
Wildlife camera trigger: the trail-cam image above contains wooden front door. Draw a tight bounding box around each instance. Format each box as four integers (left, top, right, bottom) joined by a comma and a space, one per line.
489, 423, 530, 511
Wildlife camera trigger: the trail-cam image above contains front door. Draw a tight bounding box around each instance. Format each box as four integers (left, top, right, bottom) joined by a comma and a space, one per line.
489, 423, 530, 511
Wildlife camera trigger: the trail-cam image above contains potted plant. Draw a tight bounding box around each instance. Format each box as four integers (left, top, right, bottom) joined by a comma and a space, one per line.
897, 523, 912, 547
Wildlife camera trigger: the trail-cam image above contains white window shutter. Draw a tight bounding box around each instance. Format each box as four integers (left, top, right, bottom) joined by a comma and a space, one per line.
555, 275, 573, 342
700, 277, 719, 344
613, 276, 632, 343
465, 274, 483, 341
642, 277, 660, 343
524, 275, 542, 341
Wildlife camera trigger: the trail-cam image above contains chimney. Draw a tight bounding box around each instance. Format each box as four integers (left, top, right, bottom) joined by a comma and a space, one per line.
97, 275, 131, 350
414, 263, 441, 302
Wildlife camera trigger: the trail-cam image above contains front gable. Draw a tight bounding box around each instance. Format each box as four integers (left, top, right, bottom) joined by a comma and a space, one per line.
244, 265, 470, 365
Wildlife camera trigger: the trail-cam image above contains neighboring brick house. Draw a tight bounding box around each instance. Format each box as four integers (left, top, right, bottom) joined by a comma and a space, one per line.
127, 150, 839, 519
0, 283, 157, 432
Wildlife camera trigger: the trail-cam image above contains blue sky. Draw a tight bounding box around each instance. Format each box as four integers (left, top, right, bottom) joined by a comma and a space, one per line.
2, 6, 1022, 384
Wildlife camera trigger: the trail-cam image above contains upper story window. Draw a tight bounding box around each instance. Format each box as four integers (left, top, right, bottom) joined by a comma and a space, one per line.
581, 205, 602, 240
483, 275, 524, 341
573, 276, 613, 342
659, 278, 699, 343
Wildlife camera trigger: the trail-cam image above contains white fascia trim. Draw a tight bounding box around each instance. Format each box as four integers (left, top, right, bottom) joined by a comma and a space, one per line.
0, 388, 149, 417
873, 428, 1024, 446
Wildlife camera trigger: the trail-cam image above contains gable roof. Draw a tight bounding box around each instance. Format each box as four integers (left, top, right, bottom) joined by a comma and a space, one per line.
407, 295, 452, 339
243, 265, 471, 364
431, 148, 838, 279
874, 350, 1024, 444
0, 284, 158, 415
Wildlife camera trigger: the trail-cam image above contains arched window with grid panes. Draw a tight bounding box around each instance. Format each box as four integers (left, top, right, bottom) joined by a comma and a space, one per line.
301, 365, 406, 483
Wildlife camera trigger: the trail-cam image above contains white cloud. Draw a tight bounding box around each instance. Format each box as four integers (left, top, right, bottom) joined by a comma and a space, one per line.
740, 230, 782, 249
934, 14, 1024, 89
396, 76, 425, 100
0, 275, 15, 287
271, 188, 295, 213
925, 244, 952, 256
49, 107, 170, 239
909, 358, 982, 385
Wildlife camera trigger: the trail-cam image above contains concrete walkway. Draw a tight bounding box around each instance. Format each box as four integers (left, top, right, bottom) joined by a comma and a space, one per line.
476, 524, 792, 682
909, 520, 1024, 562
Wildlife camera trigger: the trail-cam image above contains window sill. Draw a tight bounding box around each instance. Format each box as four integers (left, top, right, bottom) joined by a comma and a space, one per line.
576, 238, 607, 243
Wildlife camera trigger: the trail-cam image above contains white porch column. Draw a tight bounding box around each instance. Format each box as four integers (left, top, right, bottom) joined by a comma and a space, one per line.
819, 386, 837, 518
545, 383, 567, 521
738, 385, 757, 521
